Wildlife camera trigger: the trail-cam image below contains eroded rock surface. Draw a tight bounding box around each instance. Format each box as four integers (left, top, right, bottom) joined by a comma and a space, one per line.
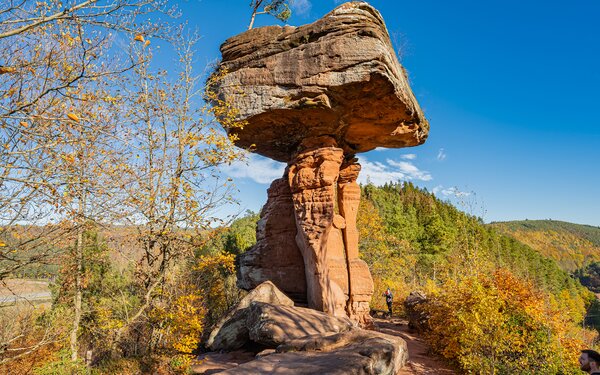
196, 290, 407, 375
337, 160, 373, 325
219, 329, 407, 375
206, 282, 353, 352
207, 281, 294, 351
288, 137, 345, 315
246, 301, 354, 347
215, 2, 429, 162
237, 178, 307, 304
404, 291, 429, 332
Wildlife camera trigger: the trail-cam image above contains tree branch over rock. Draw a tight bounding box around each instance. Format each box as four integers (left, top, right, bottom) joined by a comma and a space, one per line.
248, 0, 291, 29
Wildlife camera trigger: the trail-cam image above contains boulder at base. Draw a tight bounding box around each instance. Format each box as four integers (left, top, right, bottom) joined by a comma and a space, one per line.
219, 329, 407, 375
197, 283, 408, 374
404, 291, 429, 332
246, 301, 354, 347
206, 280, 294, 351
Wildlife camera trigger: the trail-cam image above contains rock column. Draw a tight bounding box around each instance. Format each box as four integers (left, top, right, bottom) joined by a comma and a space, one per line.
236, 176, 307, 303
338, 160, 373, 325
288, 137, 346, 315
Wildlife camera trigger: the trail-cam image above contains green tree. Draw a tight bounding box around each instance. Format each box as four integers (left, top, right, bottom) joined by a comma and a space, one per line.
248, 0, 292, 29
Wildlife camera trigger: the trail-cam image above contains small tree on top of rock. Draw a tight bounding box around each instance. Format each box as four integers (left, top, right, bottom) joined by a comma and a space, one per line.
248, 0, 291, 29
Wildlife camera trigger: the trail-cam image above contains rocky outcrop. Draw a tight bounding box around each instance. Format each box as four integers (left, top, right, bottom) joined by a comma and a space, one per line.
246, 302, 354, 347
337, 160, 373, 325
214, 2, 428, 162
215, 2, 429, 326
206, 299, 357, 353
219, 328, 407, 375
196, 284, 407, 375
404, 291, 429, 332
206, 281, 294, 351
236, 178, 307, 303
288, 137, 346, 315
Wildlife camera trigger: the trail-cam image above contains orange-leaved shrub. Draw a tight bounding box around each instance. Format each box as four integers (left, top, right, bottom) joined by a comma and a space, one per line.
423, 269, 588, 374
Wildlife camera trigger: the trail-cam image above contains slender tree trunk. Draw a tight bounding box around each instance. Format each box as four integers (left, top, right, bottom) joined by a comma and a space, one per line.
248, 11, 257, 29
111, 276, 162, 354
70, 221, 84, 361
70, 149, 87, 362
248, 7, 266, 29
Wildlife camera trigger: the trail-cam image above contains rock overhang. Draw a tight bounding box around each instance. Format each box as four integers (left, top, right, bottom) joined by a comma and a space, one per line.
212, 1, 429, 162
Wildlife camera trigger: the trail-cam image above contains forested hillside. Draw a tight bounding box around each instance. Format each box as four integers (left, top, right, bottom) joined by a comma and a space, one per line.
358, 183, 597, 373
490, 220, 600, 272
5, 183, 598, 374
359, 184, 587, 298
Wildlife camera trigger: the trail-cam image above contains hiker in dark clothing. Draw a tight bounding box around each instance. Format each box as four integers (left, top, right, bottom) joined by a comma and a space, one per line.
383, 287, 393, 317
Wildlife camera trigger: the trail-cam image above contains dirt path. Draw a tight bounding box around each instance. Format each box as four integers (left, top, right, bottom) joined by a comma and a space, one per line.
373, 318, 457, 375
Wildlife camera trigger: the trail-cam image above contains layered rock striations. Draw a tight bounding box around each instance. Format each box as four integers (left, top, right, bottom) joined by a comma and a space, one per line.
216, 2, 428, 162
213, 2, 429, 325
236, 177, 307, 303
200, 281, 408, 375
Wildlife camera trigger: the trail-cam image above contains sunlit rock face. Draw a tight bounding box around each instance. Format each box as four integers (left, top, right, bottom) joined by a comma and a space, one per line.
200, 282, 408, 375
215, 1, 428, 162
213, 2, 429, 326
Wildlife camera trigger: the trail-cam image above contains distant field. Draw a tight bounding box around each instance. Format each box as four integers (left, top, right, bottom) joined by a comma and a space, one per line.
0, 279, 51, 304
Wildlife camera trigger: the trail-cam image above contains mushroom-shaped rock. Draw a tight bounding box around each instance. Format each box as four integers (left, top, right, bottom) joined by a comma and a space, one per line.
212, 2, 429, 326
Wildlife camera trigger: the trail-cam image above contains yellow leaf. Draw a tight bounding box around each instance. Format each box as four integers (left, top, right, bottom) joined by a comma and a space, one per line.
144, 40, 151, 47
0, 66, 16, 74
134, 34, 145, 43
0, 241, 6, 247
19, 121, 29, 127
67, 113, 80, 122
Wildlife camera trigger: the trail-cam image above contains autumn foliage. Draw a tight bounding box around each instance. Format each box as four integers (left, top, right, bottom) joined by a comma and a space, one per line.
358, 183, 598, 373
423, 270, 586, 374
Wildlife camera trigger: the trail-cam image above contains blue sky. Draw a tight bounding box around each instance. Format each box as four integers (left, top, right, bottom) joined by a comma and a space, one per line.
174, 0, 599, 226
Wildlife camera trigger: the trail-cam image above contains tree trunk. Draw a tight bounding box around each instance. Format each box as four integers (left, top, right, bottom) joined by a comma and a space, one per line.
70, 151, 87, 362
70, 223, 83, 361
248, 11, 257, 30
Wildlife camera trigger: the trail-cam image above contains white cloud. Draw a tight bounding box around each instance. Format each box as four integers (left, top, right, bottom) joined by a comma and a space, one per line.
357, 157, 432, 185
291, 0, 312, 15
223, 153, 285, 184
225, 153, 432, 187
432, 185, 471, 198
400, 154, 416, 160
437, 148, 447, 161
387, 159, 432, 181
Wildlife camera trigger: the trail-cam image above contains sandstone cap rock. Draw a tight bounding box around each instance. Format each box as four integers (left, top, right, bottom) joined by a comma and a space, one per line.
212, 1, 429, 162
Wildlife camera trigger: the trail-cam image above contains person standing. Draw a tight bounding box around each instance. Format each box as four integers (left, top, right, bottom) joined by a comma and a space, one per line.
580, 349, 600, 374
383, 287, 393, 317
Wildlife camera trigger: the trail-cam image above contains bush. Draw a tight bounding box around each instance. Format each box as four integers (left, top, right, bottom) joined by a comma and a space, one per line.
423, 270, 586, 374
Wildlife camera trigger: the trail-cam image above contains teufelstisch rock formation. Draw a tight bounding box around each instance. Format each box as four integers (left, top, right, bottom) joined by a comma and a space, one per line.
212, 2, 429, 325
